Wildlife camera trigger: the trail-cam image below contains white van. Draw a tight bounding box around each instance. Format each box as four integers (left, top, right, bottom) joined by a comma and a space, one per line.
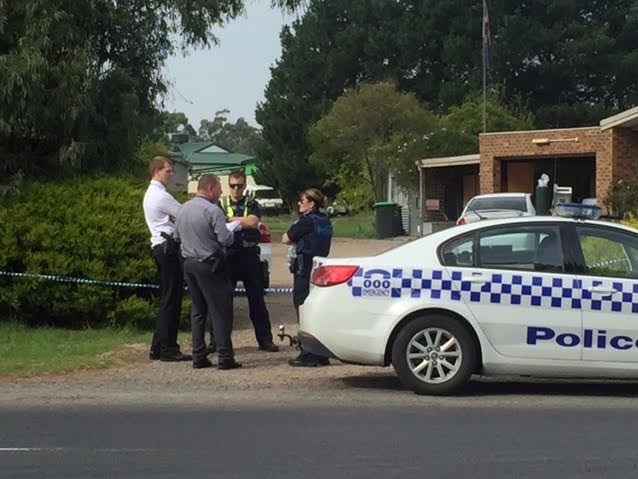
245, 185, 284, 213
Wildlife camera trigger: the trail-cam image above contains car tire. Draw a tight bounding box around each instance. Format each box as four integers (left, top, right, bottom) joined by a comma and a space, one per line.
391, 314, 477, 396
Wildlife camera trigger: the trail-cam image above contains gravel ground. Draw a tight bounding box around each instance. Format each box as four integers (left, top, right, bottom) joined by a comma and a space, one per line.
1, 236, 418, 408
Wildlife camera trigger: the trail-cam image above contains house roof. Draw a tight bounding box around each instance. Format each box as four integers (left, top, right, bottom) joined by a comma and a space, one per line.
168, 141, 255, 172
417, 153, 480, 169
600, 105, 638, 131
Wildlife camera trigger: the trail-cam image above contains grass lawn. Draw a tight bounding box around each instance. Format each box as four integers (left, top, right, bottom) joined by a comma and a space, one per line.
0, 323, 153, 378
263, 211, 376, 239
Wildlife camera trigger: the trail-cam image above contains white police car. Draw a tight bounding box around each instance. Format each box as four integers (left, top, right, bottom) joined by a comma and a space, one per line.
299, 205, 638, 395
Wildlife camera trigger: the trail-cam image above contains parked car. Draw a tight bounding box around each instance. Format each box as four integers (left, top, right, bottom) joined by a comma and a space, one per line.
326, 201, 351, 217
298, 206, 638, 395
246, 185, 285, 214
457, 193, 535, 225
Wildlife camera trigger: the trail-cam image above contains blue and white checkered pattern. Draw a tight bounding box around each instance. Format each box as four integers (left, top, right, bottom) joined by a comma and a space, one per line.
347, 267, 638, 314
581, 279, 638, 314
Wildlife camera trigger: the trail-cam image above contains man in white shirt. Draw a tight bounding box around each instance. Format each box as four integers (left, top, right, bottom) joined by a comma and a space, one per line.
143, 156, 191, 362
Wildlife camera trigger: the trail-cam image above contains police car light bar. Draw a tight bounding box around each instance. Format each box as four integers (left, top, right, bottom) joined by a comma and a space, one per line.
554, 203, 601, 220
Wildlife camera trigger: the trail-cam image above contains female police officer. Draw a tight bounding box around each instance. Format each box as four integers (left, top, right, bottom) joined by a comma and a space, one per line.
282, 188, 333, 367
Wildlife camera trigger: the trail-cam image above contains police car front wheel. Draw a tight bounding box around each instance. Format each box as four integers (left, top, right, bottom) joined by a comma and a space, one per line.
391, 314, 477, 396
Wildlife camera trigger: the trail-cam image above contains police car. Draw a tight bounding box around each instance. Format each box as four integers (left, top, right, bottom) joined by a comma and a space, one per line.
299, 204, 638, 395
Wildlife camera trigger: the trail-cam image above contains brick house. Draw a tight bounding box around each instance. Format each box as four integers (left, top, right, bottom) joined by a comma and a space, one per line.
417, 106, 638, 234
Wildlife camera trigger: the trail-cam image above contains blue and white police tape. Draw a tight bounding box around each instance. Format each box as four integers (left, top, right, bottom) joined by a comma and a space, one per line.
0, 271, 293, 294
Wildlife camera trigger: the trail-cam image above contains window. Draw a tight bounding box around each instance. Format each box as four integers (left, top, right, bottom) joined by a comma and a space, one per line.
441, 235, 474, 267
477, 225, 563, 272
576, 226, 638, 278
467, 196, 527, 212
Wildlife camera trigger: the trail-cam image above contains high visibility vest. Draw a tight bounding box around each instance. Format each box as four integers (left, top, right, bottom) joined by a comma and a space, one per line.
220, 196, 249, 218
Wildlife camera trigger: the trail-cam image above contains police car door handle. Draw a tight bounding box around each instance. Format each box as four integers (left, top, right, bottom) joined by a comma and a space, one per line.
466, 273, 486, 284
587, 286, 619, 295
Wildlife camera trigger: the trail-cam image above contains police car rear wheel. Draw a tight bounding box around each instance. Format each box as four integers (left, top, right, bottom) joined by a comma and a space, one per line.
391, 315, 476, 396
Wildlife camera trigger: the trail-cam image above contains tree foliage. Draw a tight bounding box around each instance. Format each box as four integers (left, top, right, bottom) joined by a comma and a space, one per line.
258, 0, 638, 202
309, 82, 436, 205
0, 0, 300, 180
198, 109, 263, 155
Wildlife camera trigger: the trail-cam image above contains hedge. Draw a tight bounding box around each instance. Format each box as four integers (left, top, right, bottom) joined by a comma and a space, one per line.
0, 176, 189, 328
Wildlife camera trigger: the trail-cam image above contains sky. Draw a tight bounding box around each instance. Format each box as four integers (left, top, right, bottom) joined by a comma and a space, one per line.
162, 2, 298, 130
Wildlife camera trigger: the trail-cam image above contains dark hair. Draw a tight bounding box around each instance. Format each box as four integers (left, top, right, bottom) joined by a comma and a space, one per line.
149, 156, 171, 178
198, 174, 220, 191
228, 170, 246, 182
300, 188, 327, 210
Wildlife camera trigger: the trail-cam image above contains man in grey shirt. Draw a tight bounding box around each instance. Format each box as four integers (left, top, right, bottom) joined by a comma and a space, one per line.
175, 174, 256, 369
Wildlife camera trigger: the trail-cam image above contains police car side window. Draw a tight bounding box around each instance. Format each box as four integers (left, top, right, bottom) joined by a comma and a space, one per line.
576, 226, 638, 278
441, 235, 474, 267
478, 225, 563, 272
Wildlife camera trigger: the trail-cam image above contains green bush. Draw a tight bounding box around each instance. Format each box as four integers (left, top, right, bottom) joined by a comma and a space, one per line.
0, 176, 173, 327
604, 178, 638, 219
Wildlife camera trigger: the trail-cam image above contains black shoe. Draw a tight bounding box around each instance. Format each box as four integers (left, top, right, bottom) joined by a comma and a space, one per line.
206, 344, 217, 355
288, 357, 320, 367
218, 358, 242, 370
149, 351, 160, 360
160, 352, 192, 362
318, 357, 330, 366
192, 358, 213, 369
258, 342, 279, 352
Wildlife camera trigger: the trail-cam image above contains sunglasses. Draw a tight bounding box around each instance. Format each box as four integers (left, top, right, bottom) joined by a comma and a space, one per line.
229, 184, 245, 189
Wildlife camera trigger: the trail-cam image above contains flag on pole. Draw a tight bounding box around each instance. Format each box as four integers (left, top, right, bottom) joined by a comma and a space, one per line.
482, 0, 493, 79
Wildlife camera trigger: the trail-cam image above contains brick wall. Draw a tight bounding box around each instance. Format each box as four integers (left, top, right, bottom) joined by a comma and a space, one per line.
479, 126, 616, 202
611, 128, 638, 183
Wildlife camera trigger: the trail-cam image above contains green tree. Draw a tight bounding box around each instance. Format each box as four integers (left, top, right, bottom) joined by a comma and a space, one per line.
256, 0, 410, 206
153, 111, 196, 141
258, 0, 638, 201
198, 110, 263, 155
0, 0, 300, 180
309, 83, 437, 205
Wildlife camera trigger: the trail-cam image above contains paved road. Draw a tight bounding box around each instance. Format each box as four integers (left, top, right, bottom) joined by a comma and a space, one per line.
2, 401, 638, 479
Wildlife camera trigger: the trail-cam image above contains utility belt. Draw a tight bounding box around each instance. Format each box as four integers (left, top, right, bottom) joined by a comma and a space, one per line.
153, 232, 180, 256
289, 254, 309, 276
228, 244, 260, 257
198, 251, 228, 274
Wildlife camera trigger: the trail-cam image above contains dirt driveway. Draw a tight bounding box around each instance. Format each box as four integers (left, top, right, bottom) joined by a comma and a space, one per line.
1, 236, 417, 407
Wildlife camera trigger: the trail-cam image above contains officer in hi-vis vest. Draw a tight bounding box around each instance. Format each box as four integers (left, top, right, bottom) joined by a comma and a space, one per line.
219, 170, 279, 352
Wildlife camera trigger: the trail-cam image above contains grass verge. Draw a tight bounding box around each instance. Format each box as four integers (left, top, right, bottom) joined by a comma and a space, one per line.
0, 323, 152, 378
263, 211, 376, 239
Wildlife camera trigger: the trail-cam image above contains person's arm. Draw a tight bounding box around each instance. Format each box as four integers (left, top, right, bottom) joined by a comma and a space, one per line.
211, 206, 235, 246
283, 216, 313, 245
227, 200, 260, 229
160, 192, 181, 223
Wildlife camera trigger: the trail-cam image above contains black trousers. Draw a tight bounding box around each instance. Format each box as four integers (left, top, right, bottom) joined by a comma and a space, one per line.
228, 250, 274, 346
292, 261, 327, 363
184, 259, 235, 362
151, 245, 183, 356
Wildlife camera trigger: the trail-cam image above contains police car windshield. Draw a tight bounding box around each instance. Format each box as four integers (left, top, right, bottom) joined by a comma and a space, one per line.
468, 197, 526, 211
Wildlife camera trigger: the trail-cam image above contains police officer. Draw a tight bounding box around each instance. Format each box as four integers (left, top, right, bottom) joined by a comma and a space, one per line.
175, 174, 255, 370
219, 171, 279, 352
142, 156, 191, 362
282, 188, 333, 367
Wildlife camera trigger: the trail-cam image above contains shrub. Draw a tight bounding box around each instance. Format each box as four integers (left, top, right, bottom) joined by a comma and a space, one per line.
0, 176, 177, 327
604, 178, 638, 219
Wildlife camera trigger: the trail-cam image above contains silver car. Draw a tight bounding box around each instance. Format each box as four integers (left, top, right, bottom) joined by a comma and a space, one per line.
457, 193, 536, 225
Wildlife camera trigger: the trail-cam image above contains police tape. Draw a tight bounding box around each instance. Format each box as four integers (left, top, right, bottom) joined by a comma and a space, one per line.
0, 271, 293, 294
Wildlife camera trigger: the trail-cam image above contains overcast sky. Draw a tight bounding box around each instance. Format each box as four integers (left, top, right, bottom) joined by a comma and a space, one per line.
162, 2, 298, 130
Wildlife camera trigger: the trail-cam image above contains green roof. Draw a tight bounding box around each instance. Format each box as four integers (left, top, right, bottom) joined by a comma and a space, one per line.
168, 142, 256, 173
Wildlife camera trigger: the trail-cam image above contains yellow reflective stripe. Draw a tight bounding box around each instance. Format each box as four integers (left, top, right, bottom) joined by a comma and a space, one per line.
222, 196, 249, 217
